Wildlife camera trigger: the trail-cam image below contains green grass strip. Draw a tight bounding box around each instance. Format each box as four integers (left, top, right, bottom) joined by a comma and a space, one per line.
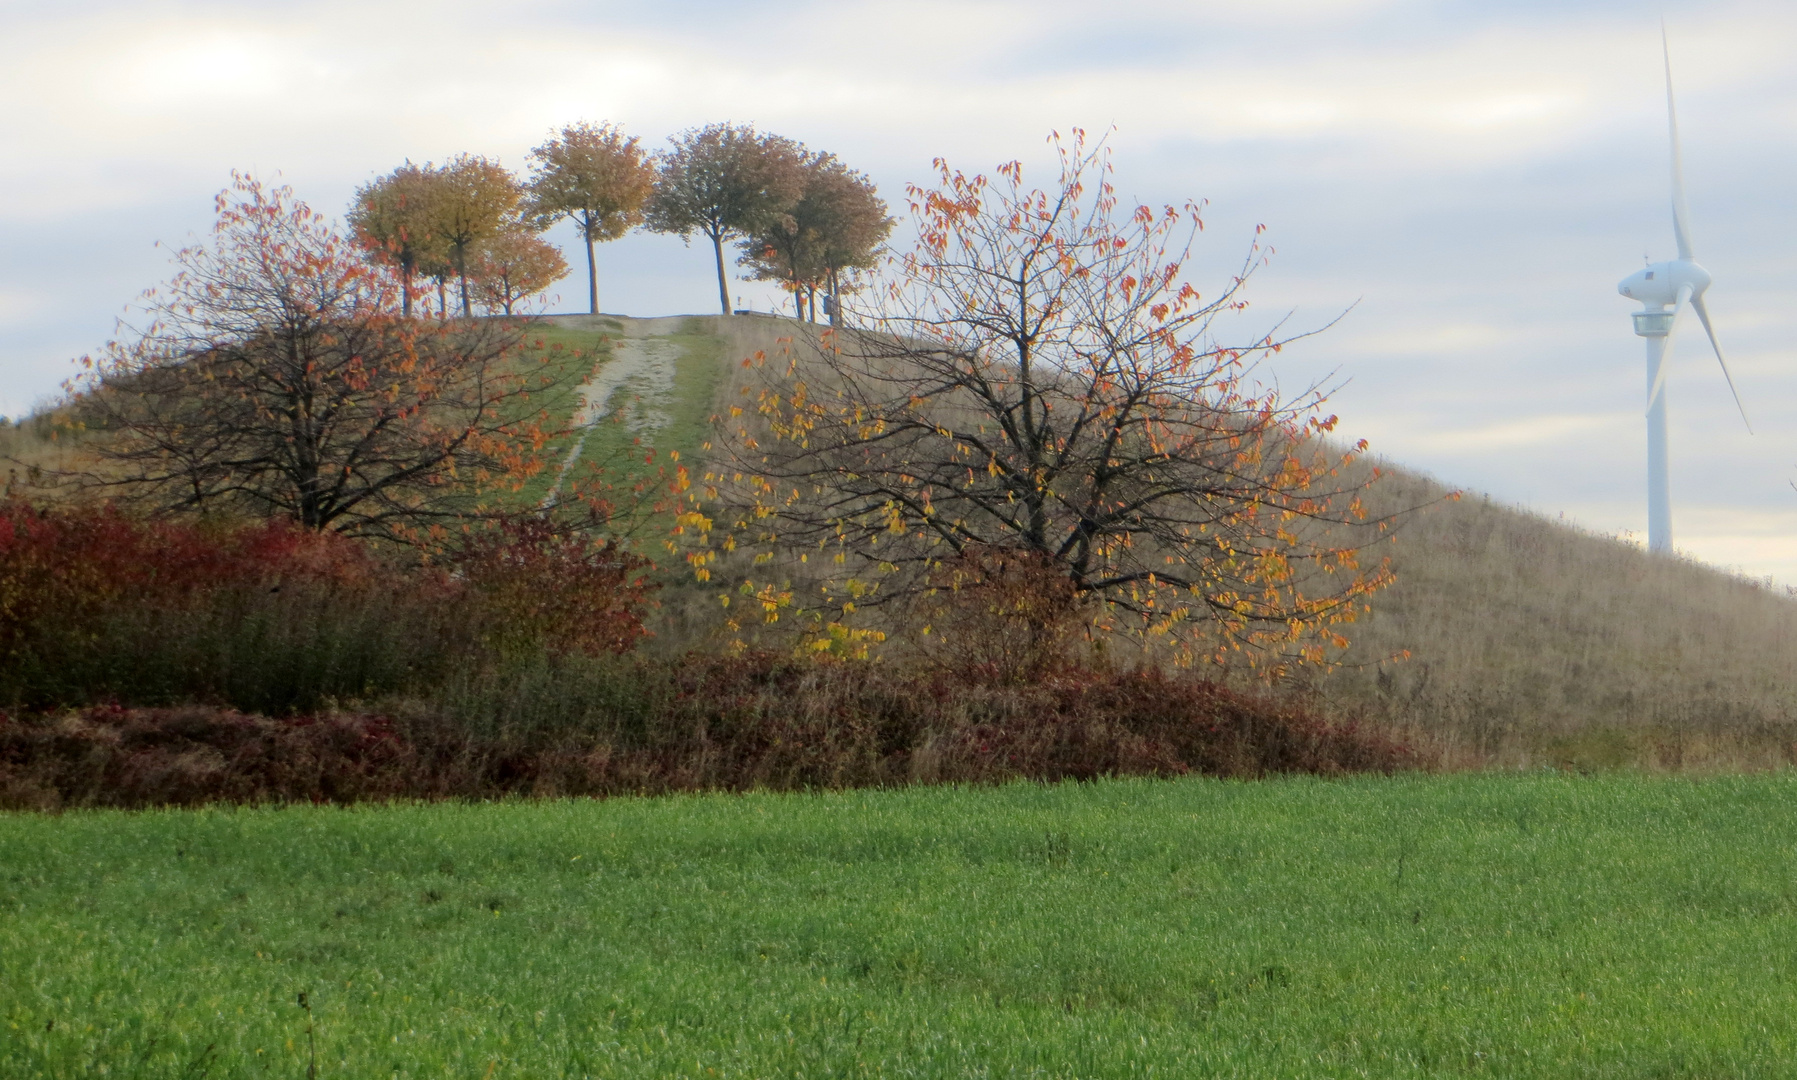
3, 774, 1795, 1077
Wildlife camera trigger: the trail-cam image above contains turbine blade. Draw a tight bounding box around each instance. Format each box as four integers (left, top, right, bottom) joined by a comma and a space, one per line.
1664, 26, 1696, 260
1690, 294, 1753, 432
1648, 284, 1692, 414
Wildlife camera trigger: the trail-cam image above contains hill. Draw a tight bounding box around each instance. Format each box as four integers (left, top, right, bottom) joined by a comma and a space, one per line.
10, 312, 1796, 768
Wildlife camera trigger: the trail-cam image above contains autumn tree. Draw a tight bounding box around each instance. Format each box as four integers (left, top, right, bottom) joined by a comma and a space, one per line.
470, 228, 569, 316
644, 123, 807, 315
525, 122, 656, 315
428, 154, 525, 318
346, 162, 444, 318
688, 134, 1392, 674
740, 152, 892, 323
71, 175, 565, 539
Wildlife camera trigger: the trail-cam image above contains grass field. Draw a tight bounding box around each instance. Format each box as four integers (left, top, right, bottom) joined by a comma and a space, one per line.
4, 775, 1795, 1078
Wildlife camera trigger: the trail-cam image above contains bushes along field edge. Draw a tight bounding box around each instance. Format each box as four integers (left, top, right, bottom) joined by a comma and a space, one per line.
0, 657, 1413, 811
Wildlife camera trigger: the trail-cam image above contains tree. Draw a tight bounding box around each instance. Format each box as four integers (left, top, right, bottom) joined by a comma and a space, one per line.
525, 122, 656, 315
740, 152, 892, 323
810, 158, 893, 325
346, 162, 443, 318
470, 228, 569, 316
643, 123, 807, 316
71, 174, 564, 540
688, 134, 1392, 674
427, 154, 524, 318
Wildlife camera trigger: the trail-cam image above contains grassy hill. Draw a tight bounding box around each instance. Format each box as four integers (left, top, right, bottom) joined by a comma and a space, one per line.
9, 312, 1796, 769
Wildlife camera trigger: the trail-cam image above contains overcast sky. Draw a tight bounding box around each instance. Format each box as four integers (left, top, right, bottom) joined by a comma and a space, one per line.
3, 0, 1793, 580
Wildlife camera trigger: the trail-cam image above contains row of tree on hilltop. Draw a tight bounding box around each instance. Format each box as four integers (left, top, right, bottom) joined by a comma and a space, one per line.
349, 122, 893, 322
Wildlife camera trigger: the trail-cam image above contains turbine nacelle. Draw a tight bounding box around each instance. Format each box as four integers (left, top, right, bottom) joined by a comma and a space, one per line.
1618, 258, 1711, 310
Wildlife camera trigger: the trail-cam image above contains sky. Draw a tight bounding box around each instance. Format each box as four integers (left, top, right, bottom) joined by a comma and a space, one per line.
3, 0, 1794, 581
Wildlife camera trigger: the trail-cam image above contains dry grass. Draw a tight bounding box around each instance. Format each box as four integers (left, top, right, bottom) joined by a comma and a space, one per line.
1310, 464, 1797, 771
0, 412, 89, 496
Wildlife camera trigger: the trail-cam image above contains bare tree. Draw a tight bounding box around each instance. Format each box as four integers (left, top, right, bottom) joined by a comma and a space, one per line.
525, 122, 656, 315
690, 134, 1392, 673
643, 123, 806, 315
71, 175, 566, 540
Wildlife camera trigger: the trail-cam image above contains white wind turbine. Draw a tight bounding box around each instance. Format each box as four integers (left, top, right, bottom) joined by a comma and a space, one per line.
1616, 29, 1752, 554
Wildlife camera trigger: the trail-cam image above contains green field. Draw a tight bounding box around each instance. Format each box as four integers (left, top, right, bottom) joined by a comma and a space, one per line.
4, 775, 1795, 1078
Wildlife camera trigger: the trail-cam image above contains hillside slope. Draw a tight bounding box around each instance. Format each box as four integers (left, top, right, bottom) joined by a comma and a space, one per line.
11, 312, 1795, 766
1315, 465, 1797, 768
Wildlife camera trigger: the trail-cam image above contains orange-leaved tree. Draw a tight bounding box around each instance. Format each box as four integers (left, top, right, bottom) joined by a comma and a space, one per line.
687, 132, 1393, 674
347, 161, 444, 318
471, 227, 569, 316
427, 154, 526, 318
525, 122, 656, 316
71, 174, 568, 541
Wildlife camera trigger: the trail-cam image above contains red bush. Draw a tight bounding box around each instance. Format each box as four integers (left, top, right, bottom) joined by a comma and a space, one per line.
451, 516, 656, 660
0, 500, 656, 713
0, 500, 375, 653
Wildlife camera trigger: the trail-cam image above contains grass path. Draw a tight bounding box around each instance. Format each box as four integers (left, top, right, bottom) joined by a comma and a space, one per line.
522, 315, 729, 515
4, 774, 1796, 1077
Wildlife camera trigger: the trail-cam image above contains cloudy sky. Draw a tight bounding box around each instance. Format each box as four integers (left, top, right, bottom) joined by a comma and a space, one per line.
3, 0, 1794, 580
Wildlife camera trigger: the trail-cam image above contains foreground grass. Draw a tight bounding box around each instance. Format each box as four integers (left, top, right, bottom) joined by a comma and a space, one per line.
3, 775, 1794, 1078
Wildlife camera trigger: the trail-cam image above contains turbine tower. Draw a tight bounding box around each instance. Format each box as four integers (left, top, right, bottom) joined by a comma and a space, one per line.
1617, 29, 1751, 553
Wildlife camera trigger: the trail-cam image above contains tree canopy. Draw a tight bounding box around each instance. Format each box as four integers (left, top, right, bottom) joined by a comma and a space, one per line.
347, 162, 443, 318
740, 152, 892, 323
643, 123, 807, 315
525, 123, 656, 316
471, 228, 569, 316
428, 154, 525, 318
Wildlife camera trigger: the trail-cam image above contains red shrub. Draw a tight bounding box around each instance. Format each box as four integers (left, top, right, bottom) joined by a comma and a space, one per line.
0, 501, 658, 713
0, 500, 376, 652
451, 516, 656, 660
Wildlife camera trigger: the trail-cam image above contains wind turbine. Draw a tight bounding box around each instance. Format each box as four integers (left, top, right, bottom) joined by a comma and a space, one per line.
1616, 29, 1751, 554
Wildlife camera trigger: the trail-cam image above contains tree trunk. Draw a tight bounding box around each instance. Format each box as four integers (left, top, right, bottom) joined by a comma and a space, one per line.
711, 230, 731, 315
456, 247, 472, 318
793, 288, 804, 320
584, 216, 599, 315
437, 279, 447, 320
401, 267, 413, 319
807, 286, 816, 323
828, 269, 839, 327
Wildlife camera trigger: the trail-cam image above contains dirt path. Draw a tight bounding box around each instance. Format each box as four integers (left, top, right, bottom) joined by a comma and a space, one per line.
540, 333, 681, 508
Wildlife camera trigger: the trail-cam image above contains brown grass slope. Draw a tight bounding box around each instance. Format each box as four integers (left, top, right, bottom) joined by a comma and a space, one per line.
1314, 464, 1797, 769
